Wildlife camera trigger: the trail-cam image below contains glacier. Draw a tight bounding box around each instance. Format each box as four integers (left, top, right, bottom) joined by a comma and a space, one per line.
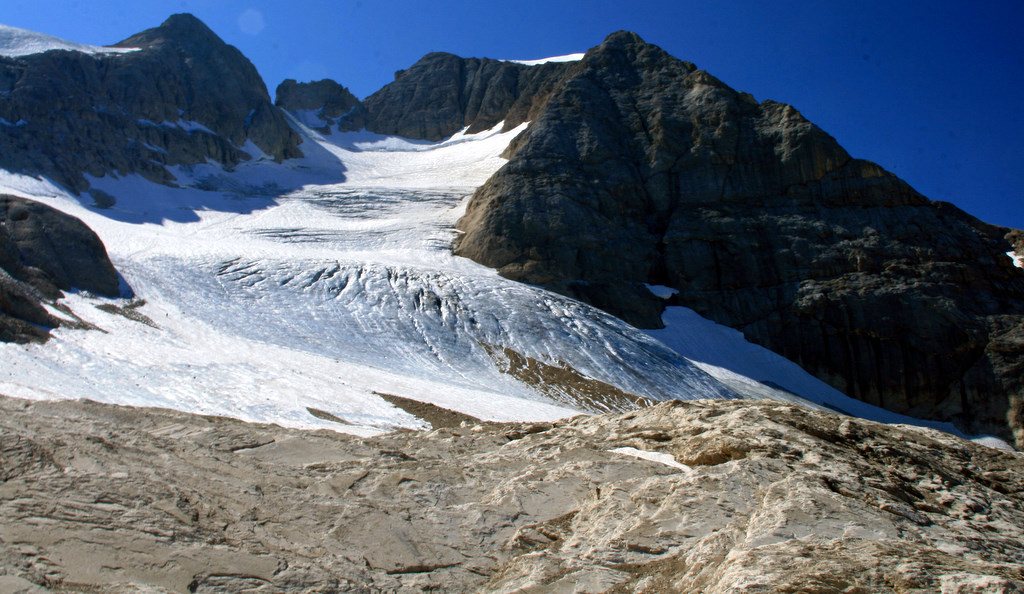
0, 115, 996, 444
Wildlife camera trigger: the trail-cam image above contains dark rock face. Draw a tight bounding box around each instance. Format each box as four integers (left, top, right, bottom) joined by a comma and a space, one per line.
275, 78, 359, 131
337, 52, 577, 140
455, 32, 1024, 447
0, 13, 302, 195
0, 195, 120, 342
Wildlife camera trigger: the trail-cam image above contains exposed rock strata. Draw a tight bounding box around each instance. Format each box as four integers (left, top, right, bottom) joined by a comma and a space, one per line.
0, 14, 301, 195
0, 195, 119, 342
336, 53, 576, 140
0, 395, 1021, 592
453, 31, 1024, 447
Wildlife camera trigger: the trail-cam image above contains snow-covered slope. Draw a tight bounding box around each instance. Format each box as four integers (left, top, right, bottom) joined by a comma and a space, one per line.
0, 113, 997, 444
0, 23, 138, 57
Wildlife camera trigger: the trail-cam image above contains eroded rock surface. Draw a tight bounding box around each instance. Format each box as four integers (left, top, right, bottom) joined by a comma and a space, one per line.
0, 13, 301, 195
453, 31, 1024, 447
0, 195, 119, 343
1, 395, 1021, 592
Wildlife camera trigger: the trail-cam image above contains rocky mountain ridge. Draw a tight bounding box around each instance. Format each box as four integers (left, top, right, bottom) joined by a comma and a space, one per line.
446, 32, 1024, 447
276, 52, 577, 141
0, 14, 300, 199
276, 32, 1023, 447
274, 78, 360, 134
1, 394, 1021, 592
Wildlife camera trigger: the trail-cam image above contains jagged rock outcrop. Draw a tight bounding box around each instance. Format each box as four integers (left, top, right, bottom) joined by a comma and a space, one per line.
274, 78, 359, 132
332, 52, 577, 140
454, 31, 1024, 447
0, 195, 119, 342
1, 394, 1021, 592
0, 14, 301, 195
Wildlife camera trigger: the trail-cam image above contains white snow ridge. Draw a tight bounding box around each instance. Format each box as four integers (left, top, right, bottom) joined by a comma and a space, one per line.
506, 53, 586, 66
0, 23, 138, 58
0, 115, 1002, 446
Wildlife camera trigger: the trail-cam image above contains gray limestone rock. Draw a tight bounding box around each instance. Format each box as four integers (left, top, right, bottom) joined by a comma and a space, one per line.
0, 14, 302, 196
0, 395, 1021, 592
454, 31, 1024, 448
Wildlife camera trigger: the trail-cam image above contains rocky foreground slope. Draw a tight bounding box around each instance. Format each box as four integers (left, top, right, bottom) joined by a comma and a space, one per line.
1, 394, 1021, 592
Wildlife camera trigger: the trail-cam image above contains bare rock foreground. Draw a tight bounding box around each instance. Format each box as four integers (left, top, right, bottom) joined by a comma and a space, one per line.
1, 395, 1022, 593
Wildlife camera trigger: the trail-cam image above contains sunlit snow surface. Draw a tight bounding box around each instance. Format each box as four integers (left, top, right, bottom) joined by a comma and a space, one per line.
505, 52, 585, 66
0, 23, 138, 57
0, 119, 1004, 446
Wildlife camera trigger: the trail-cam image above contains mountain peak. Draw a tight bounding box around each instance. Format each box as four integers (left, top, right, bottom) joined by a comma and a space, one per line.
600, 30, 647, 46
584, 29, 683, 72
114, 13, 221, 50
157, 13, 216, 37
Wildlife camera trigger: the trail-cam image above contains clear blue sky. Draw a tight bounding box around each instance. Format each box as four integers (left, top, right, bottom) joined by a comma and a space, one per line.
4, 1, 1022, 229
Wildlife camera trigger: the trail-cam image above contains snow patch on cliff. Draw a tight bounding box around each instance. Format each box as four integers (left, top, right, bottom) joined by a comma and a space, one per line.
507, 53, 585, 66
0, 23, 137, 57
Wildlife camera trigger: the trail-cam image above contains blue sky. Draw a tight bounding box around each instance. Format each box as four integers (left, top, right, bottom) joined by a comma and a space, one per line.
4, 1, 1022, 229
